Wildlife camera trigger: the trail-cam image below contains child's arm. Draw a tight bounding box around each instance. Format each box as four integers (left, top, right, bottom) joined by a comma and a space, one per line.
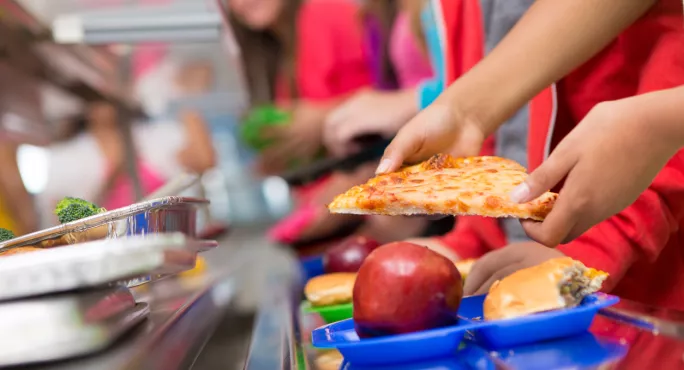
514, 86, 684, 246
556, 152, 684, 290
377, 0, 657, 173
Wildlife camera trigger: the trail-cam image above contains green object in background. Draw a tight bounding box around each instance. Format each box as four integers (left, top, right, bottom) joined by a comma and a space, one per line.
301, 301, 353, 324
239, 105, 291, 151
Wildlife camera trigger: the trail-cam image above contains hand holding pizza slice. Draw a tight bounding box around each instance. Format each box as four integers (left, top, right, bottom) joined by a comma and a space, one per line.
328, 154, 557, 221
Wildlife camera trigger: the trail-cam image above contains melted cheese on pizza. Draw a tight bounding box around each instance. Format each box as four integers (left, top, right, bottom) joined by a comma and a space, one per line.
328, 155, 557, 221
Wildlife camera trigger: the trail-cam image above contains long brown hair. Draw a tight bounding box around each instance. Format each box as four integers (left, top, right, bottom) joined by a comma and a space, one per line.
227, 0, 303, 106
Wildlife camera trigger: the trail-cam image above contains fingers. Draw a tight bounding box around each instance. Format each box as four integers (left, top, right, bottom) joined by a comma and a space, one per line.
519, 190, 580, 246
377, 124, 425, 174
471, 264, 522, 296
463, 249, 521, 295
510, 148, 577, 203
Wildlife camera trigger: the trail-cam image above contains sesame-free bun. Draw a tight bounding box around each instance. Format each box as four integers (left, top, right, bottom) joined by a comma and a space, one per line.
314, 350, 344, 370
484, 257, 607, 321
304, 273, 356, 307
0, 246, 43, 256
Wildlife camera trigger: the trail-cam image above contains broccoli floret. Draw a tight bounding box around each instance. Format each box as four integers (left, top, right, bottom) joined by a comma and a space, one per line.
54, 197, 106, 224
55, 197, 103, 215
0, 228, 14, 242
57, 203, 100, 224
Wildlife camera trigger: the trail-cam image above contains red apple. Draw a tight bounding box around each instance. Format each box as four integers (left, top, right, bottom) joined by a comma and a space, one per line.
353, 242, 463, 338
323, 236, 380, 273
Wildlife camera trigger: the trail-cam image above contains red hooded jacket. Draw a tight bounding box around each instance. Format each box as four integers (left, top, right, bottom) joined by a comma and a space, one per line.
436, 0, 684, 310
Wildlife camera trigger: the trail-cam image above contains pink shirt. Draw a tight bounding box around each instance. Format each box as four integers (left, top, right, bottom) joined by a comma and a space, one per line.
389, 12, 433, 88
276, 0, 372, 103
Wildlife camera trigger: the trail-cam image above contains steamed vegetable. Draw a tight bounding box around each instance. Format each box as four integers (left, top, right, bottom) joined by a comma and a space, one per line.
55, 197, 106, 224
0, 228, 14, 242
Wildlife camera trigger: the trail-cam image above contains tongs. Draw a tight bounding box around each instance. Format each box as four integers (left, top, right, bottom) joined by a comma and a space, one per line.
281, 134, 391, 186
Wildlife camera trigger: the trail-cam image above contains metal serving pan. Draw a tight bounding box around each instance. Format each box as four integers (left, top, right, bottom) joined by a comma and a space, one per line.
0, 287, 149, 367
0, 196, 209, 251
0, 233, 207, 302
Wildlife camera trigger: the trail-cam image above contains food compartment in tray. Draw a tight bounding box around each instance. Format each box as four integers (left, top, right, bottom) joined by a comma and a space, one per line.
311, 293, 620, 365
312, 317, 488, 366
459, 293, 620, 349
339, 345, 496, 370
0, 287, 149, 367
0, 197, 209, 252
301, 300, 353, 324
0, 233, 203, 301
490, 333, 628, 370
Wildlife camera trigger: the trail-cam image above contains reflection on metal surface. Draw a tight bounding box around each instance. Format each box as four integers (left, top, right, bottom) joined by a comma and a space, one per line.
0, 196, 208, 250
0, 233, 206, 301
52, 2, 222, 44
0, 287, 148, 367
600, 302, 684, 339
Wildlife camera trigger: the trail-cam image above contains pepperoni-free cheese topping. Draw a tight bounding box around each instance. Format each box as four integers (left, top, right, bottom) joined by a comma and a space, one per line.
328, 154, 557, 221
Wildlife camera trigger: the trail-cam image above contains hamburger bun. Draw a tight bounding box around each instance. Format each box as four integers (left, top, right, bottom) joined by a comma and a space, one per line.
314, 350, 344, 370
0, 246, 43, 256
455, 259, 476, 279
305, 273, 356, 307
484, 257, 607, 320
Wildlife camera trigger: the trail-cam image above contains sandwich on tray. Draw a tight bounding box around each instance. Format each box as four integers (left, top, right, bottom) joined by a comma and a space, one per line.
484, 257, 608, 320
304, 273, 356, 307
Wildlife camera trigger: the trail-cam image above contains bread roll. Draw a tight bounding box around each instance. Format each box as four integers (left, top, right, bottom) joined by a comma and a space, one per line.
484, 257, 607, 320
305, 273, 356, 307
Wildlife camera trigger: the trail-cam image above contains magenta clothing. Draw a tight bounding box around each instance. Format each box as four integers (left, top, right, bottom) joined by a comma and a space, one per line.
389, 12, 433, 88
101, 160, 166, 210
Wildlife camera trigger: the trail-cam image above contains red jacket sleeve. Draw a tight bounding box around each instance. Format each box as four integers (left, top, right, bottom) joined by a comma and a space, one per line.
558, 151, 684, 290
438, 216, 507, 259
295, 0, 372, 101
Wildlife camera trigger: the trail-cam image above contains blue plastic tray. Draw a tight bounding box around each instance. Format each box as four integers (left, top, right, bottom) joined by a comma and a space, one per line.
300, 255, 324, 281
340, 333, 627, 370
341, 345, 496, 370
493, 332, 628, 370
459, 293, 619, 349
312, 317, 489, 366
312, 293, 619, 365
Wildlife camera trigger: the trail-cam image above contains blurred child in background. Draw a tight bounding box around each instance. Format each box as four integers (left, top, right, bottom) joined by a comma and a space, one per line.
228, 0, 377, 243
40, 62, 217, 225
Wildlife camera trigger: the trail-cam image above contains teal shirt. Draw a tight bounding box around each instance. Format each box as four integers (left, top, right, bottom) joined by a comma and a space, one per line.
416, 2, 446, 110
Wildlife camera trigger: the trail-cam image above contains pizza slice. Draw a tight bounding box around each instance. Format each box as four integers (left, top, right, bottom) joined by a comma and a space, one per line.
328, 154, 557, 221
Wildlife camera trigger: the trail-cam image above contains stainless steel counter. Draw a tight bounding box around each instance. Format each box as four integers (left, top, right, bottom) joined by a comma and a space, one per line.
7, 225, 299, 370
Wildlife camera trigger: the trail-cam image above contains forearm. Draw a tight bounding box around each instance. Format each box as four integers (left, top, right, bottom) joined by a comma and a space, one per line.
441, 0, 656, 136
633, 86, 684, 151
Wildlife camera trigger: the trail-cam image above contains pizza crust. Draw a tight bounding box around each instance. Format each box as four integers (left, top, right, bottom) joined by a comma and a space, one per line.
328, 154, 557, 221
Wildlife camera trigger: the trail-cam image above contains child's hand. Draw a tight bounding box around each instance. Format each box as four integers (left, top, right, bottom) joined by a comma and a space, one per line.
258, 102, 327, 174
512, 89, 684, 247
463, 242, 565, 296
376, 99, 486, 174
324, 89, 418, 157
404, 237, 460, 262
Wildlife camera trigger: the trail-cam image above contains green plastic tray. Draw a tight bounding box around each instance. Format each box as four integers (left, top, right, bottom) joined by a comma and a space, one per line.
301, 300, 353, 324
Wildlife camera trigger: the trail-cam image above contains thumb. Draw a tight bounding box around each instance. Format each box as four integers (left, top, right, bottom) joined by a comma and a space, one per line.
510, 150, 576, 203
376, 126, 426, 174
